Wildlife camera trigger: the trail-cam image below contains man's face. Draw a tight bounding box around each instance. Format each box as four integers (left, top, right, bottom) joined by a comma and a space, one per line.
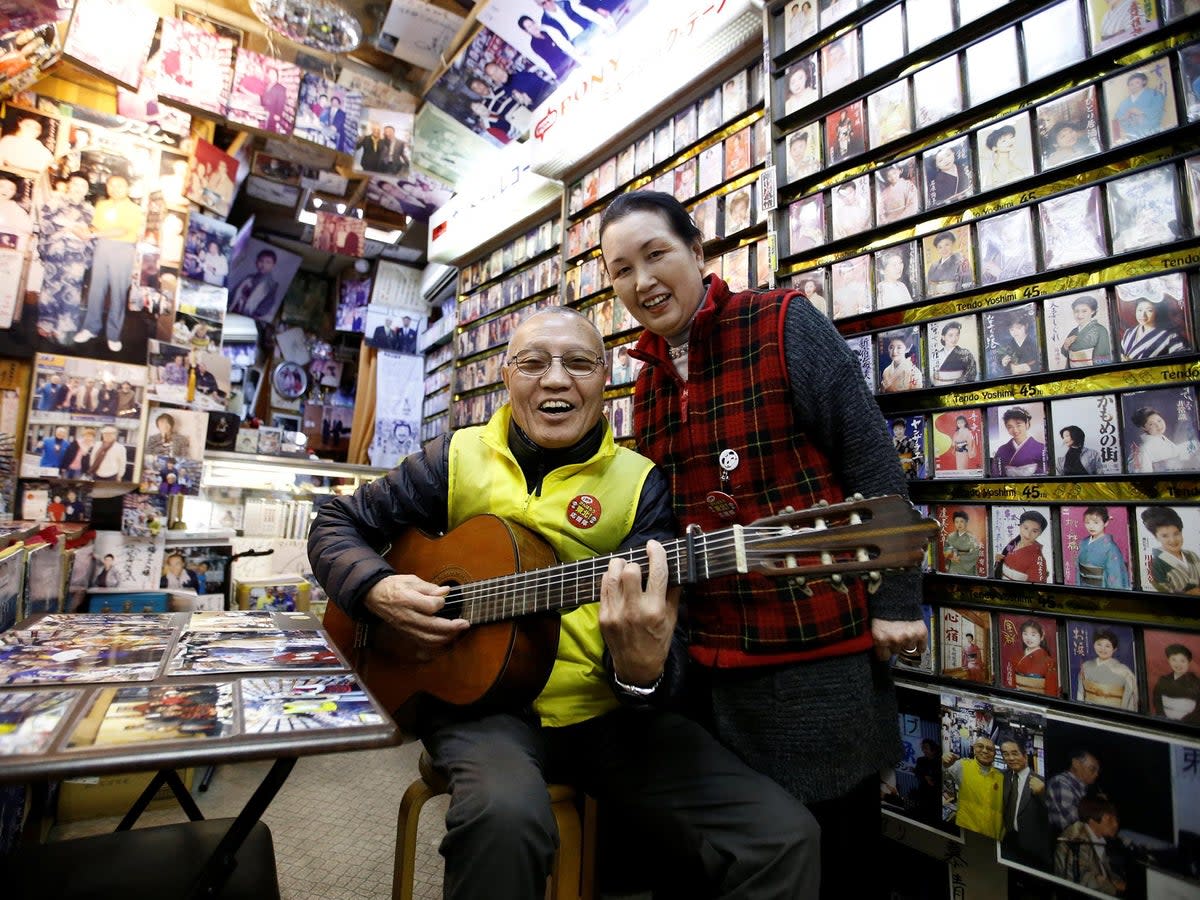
107, 176, 129, 200
484, 62, 509, 85
1168, 652, 1191, 676
54, 426, 67, 440
502, 312, 606, 450
1000, 742, 1027, 773
256, 254, 275, 274
103, 555, 114, 569
17, 118, 40, 139
67, 176, 89, 203
1094, 813, 1120, 838
973, 740, 996, 766
384, 126, 396, 140
167, 556, 184, 575
1009, 322, 1027, 343
100, 429, 117, 445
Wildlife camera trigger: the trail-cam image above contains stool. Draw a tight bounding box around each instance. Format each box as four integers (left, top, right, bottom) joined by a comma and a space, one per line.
392, 750, 596, 900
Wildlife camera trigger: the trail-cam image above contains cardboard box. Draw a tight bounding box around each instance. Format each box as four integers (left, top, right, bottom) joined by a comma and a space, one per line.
56, 768, 194, 824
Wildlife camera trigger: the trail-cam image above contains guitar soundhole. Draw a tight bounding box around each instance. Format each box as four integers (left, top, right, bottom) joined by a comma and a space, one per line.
438, 580, 463, 619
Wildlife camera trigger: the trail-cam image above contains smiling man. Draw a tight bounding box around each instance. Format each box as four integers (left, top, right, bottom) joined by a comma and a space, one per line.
308, 306, 817, 899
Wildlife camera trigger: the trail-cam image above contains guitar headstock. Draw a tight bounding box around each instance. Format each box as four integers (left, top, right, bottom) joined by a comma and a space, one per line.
742, 494, 937, 585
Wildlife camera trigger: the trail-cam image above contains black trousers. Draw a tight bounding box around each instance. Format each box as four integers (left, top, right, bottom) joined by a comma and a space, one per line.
423, 707, 820, 900
807, 774, 883, 900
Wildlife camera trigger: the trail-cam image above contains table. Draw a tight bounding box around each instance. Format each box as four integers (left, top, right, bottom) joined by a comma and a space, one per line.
0, 611, 401, 898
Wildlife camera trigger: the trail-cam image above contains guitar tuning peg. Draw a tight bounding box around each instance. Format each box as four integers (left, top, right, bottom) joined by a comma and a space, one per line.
850, 492, 864, 501
814, 499, 829, 508
865, 571, 882, 594
789, 575, 813, 598
829, 573, 849, 595
778, 505, 796, 515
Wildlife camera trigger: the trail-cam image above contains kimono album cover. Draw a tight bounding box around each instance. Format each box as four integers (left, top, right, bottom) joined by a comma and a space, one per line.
1086, 0, 1159, 54
1135, 504, 1200, 595
890, 415, 928, 480
877, 325, 924, 394
1107, 164, 1183, 255
1102, 59, 1178, 148
830, 254, 872, 319
939, 606, 992, 684
982, 302, 1043, 380
1049, 394, 1123, 476
844, 335, 875, 390
1044, 289, 1115, 370
873, 241, 921, 310
922, 225, 975, 297
926, 317, 980, 387
787, 194, 825, 255
1065, 619, 1138, 711
67, 683, 236, 748
1120, 385, 1200, 475
240, 676, 384, 733
1060, 505, 1133, 590
830, 175, 873, 240
991, 504, 1055, 584
795, 269, 828, 317
166, 630, 340, 675
1035, 86, 1104, 171
0, 688, 77, 755
976, 112, 1036, 192
1039, 187, 1107, 270
1114, 271, 1192, 362
865, 78, 912, 149
1142, 628, 1200, 723
0, 621, 172, 685
988, 401, 1049, 477
932, 408, 984, 479
922, 136, 974, 209
997, 613, 1060, 699
977, 208, 1036, 286
935, 504, 988, 577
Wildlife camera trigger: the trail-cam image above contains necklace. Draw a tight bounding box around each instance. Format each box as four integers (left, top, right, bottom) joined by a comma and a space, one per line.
668, 344, 688, 360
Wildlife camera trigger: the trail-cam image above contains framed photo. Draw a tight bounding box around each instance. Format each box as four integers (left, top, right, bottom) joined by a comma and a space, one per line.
830, 254, 872, 319
1035, 86, 1103, 170
63, 0, 158, 90
154, 16, 236, 115
965, 27, 1021, 106
225, 50, 303, 139
782, 55, 819, 116
866, 79, 912, 149
927, 316, 980, 386
1142, 628, 1200, 721
830, 175, 872, 240
1103, 60, 1178, 147
935, 504, 988, 576
1114, 272, 1193, 361
861, 5, 904, 75
998, 613, 1060, 697
1085, 0, 1159, 54
891, 414, 929, 480
0, 106, 58, 175
1066, 619, 1139, 709
878, 325, 924, 394
992, 505, 1054, 583
978, 208, 1036, 286
988, 402, 1049, 477
1039, 187, 1107, 270
939, 607, 993, 684
874, 241, 921, 310
293, 73, 361, 155
185, 138, 239, 218
922, 225, 975, 297
1106, 164, 1182, 255
1120, 386, 1200, 475
820, 31, 859, 95
922, 137, 974, 209
874, 157, 921, 225
982, 302, 1043, 379
1044, 290, 1115, 370
825, 100, 866, 164
932, 408, 985, 478
182, 212, 236, 289
1060, 504, 1133, 589
912, 56, 962, 128
271, 361, 308, 401
783, 123, 821, 183
976, 113, 1036, 192
782, 0, 818, 49
1022, 0, 1087, 82
1050, 394, 1123, 475
844, 334, 875, 387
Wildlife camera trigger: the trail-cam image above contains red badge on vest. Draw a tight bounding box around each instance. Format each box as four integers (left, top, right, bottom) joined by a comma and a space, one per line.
566, 494, 601, 529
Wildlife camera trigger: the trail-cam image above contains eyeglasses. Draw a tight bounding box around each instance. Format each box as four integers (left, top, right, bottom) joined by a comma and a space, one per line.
506, 351, 605, 378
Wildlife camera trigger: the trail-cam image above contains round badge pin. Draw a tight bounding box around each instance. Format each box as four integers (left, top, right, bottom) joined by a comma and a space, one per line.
718, 449, 740, 471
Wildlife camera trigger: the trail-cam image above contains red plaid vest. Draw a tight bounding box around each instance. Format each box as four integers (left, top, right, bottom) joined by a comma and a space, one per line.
630, 276, 872, 665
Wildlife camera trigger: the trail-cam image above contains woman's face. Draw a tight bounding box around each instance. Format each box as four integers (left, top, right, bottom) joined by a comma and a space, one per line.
942, 326, 960, 347
0, 180, 16, 201
888, 339, 906, 361
1084, 514, 1106, 537
1005, 417, 1030, 442
1060, 429, 1076, 448
995, 132, 1014, 152
1156, 524, 1184, 556
956, 416, 968, 429
1018, 519, 1043, 543
788, 67, 809, 93
1135, 300, 1157, 326
1168, 652, 1191, 676
935, 148, 956, 172
1022, 626, 1041, 649
157, 418, 173, 436
67, 177, 89, 203
1141, 412, 1167, 436
1094, 638, 1115, 660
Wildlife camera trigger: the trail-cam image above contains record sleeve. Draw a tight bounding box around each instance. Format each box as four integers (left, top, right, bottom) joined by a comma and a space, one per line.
1035, 86, 1103, 170
692, 195, 720, 243
753, 239, 770, 289
1065, 619, 1139, 709
874, 242, 921, 310
933, 408, 985, 478
1039, 187, 1107, 269
721, 70, 748, 122
1136, 505, 1200, 595
825, 100, 866, 164
653, 121, 673, 165
820, 32, 859, 95
998, 613, 1060, 697
1121, 386, 1200, 474
796, 269, 829, 316
1022, 0, 1087, 82
723, 245, 750, 293
977, 208, 1036, 286
673, 106, 697, 154
988, 402, 1049, 477
891, 415, 930, 480
927, 316, 980, 386
935, 504, 988, 576
878, 325, 924, 394
1103, 60, 1178, 147
782, 56, 819, 117
1085, 0, 1159, 54
0, 688, 76, 754
819, 0, 859, 28
939, 607, 993, 684
976, 113, 1036, 192
830, 254, 872, 319
634, 132, 655, 173
923, 137, 974, 209
673, 158, 697, 202
830, 175, 873, 240
723, 185, 753, 235
696, 143, 723, 194
906, 0, 954, 50
959, 0, 1007, 23
992, 504, 1055, 583
982, 302, 1043, 379
1182, 44, 1200, 123
1060, 504, 1133, 589
68, 683, 236, 747
723, 127, 753, 181
1106, 164, 1182, 254
1142, 628, 1200, 722
1187, 155, 1200, 232
874, 157, 921, 224
1114, 272, 1193, 361
866, 79, 912, 149
240, 675, 384, 733
1044, 290, 1115, 370
615, 143, 635, 187
788, 194, 826, 255
782, 0, 818, 49
912, 56, 963, 128
844, 334, 875, 388
696, 86, 722, 136
965, 27, 1021, 106
861, 5, 905, 75
922, 226, 975, 297
783, 124, 821, 183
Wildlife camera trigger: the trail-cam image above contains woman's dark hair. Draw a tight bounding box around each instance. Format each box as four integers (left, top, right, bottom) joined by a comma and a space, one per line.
600, 190, 702, 245
1019, 619, 1045, 642
955, 415, 968, 426
1083, 505, 1108, 522
1018, 510, 1047, 530
1060, 425, 1086, 446
985, 125, 1016, 150
952, 510, 969, 522
1093, 629, 1120, 649
1002, 406, 1032, 424
1071, 294, 1099, 313
1131, 406, 1164, 429
1165, 643, 1193, 661
1141, 505, 1184, 533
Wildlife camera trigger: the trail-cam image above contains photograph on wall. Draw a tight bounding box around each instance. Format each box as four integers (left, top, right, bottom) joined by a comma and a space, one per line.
1085, 0, 1159, 53
977, 208, 1036, 286
927, 317, 980, 387
184, 138, 238, 218
62, 0, 158, 90
1, 12, 68, 102
1040, 187, 1107, 270
866, 78, 912, 148
1050, 394, 1123, 476
352, 107, 412, 175
244, 175, 300, 208
932, 408, 985, 478
976, 113, 1035, 192
874, 157, 921, 225
1106, 164, 1182, 255
1135, 504, 1200, 595
313, 210, 366, 258
1121, 385, 1200, 474
787, 193, 825, 255
965, 26, 1021, 106
224, 49, 301, 136
781, 54, 818, 117
982, 302, 1042, 380
882, 685, 957, 834
293, 73, 361, 154
335, 272, 371, 333
783, 123, 821, 183
825, 100, 865, 164
364, 171, 451, 222
153, 16, 236, 116
843, 335, 874, 388
1114, 271, 1193, 361
829, 254, 871, 320
363, 304, 424, 353
922, 137, 974, 209
830, 175, 872, 240
20, 480, 92, 524
369, 350, 423, 468
1035, 86, 1104, 170
940, 607, 993, 684
912, 56, 963, 128
90, 531, 166, 592
1143, 628, 1200, 723
922, 226, 975, 297
873, 242, 921, 310
182, 211, 236, 289
782, 0, 818, 49
1044, 290, 1114, 370
819, 30, 857, 94
121, 492, 167, 537
988, 402, 1050, 477
861, 4, 904, 74
1023, 0, 1087, 81
935, 504, 988, 577
992, 505, 1054, 584
1066, 619, 1138, 710
1060, 505, 1133, 590
227, 238, 301, 322
998, 613, 1060, 698
0, 105, 58, 175
1102, 59, 1177, 147
140, 404, 206, 497
889, 415, 928, 480
877, 327, 924, 394
249, 151, 301, 184
0, 166, 35, 253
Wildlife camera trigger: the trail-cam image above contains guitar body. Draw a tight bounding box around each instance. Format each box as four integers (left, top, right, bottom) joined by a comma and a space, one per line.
323, 515, 561, 732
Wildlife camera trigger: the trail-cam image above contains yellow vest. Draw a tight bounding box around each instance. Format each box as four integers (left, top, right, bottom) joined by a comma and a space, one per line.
955, 759, 1003, 838
447, 404, 655, 728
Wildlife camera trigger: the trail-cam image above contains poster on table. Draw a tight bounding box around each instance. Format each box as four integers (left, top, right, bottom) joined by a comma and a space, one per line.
225, 48, 301, 136
369, 351, 423, 468
62, 0, 158, 90
153, 16, 235, 116
67, 683, 236, 747
227, 237, 302, 322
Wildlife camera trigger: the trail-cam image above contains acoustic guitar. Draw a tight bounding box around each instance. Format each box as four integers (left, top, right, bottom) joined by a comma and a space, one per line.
323, 494, 937, 731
